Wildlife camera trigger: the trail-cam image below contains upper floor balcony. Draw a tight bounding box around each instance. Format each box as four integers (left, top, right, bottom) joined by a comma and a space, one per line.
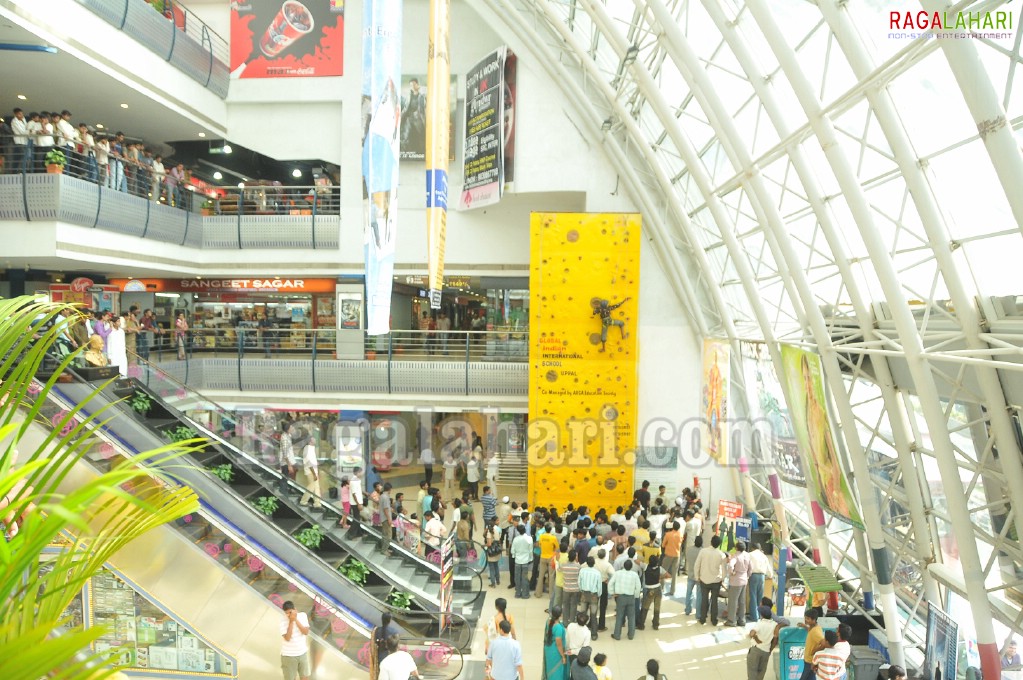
76, 0, 230, 98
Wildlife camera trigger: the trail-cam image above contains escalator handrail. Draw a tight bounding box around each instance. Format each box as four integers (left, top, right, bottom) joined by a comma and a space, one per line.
59, 369, 469, 642
127, 353, 456, 575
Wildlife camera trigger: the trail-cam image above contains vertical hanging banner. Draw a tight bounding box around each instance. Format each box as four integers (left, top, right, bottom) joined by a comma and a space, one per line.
740, 341, 806, 486
230, 0, 345, 78
438, 533, 455, 631
779, 345, 864, 528
528, 213, 641, 509
425, 0, 451, 309
459, 47, 515, 210
701, 339, 730, 466
361, 0, 402, 335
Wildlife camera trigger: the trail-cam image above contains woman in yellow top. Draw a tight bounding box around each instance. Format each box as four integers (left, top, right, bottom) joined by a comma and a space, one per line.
483, 597, 517, 655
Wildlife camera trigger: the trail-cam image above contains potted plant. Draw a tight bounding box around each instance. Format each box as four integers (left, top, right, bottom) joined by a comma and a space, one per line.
45, 149, 67, 174
208, 463, 234, 483
338, 558, 370, 585
385, 590, 412, 610
165, 425, 198, 443
200, 199, 215, 216
128, 391, 152, 418
294, 524, 326, 550
253, 495, 278, 517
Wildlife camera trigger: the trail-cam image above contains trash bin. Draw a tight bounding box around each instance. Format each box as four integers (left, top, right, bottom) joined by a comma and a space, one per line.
849, 645, 886, 680
777, 626, 808, 680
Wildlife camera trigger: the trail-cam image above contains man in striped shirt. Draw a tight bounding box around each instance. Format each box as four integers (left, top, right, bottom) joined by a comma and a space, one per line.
481, 486, 498, 525
813, 631, 847, 680
560, 551, 583, 623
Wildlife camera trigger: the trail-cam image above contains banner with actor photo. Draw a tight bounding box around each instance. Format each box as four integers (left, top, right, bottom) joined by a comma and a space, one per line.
924, 604, 959, 680
780, 345, 863, 528
740, 341, 805, 486
459, 47, 515, 210
701, 339, 730, 466
361, 0, 402, 335
230, 0, 345, 78
400, 75, 457, 161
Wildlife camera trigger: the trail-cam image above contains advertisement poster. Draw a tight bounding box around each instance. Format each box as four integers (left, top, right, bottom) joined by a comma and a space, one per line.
361, 0, 402, 335
400, 75, 458, 161
230, 0, 345, 79
741, 341, 805, 486
527, 213, 641, 508
439, 533, 455, 631
459, 47, 515, 210
425, 0, 451, 310
701, 339, 730, 466
780, 345, 863, 528
924, 603, 959, 680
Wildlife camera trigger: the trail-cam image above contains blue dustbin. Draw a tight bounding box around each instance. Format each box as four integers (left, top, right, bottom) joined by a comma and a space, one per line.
778, 626, 808, 680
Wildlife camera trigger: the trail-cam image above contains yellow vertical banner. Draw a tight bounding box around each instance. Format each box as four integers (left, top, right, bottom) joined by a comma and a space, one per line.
701, 338, 730, 465
528, 213, 641, 509
425, 0, 450, 308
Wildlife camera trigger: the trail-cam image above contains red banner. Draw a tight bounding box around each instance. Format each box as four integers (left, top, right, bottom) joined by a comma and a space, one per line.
230, 0, 345, 79
717, 499, 744, 519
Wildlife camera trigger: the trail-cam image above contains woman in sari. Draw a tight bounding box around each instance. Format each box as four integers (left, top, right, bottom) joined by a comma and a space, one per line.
543, 605, 568, 680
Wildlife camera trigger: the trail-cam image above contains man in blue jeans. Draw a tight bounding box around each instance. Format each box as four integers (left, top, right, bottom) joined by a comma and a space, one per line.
511, 524, 534, 599
684, 536, 704, 617
608, 559, 643, 640
748, 542, 773, 621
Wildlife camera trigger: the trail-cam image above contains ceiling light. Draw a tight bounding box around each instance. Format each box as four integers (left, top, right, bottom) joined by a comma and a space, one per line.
95, 123, 104, 129
198, 132, 206, 138
292, 168, 302, 178
120, 103, 129, 109
222, 144, 232, 154
213, 171, 223, 180
16, 94, 26, 100
237, 182, 245, 188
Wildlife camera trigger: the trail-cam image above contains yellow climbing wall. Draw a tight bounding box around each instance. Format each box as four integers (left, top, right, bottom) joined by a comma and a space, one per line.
528, 212, 641, 509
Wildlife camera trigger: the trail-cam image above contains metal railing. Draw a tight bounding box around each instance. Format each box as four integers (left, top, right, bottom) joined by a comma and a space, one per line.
0, 171, 339, 249
76, 0, 230, 97
140, 328, 529, 396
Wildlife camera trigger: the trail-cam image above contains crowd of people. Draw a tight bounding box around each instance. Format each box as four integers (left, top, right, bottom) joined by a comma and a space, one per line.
53, 306, 186, 376
3, 108, 190, 207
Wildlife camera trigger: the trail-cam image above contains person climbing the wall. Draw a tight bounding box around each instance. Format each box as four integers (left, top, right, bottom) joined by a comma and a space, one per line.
591, 297, 631, 352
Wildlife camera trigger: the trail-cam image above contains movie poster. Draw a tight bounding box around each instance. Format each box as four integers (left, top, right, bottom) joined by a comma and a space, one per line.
399, 74, 458, 161
230, 0, 345, 78
361, 0, 402, 335
701, 339, 730, 466
740, 341, 805, 486
924, 604, 959, 680
779, 345, 863, 528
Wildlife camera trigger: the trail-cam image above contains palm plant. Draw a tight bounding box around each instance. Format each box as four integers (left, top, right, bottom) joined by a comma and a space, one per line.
0, 296, 200, 679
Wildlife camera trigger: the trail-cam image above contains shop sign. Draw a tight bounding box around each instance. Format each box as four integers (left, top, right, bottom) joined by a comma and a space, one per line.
445, 276, 471, 289
179, 279, 311, 291
69, 277, 94, 293
87, 286, 105, 293
123, 279, 148, 292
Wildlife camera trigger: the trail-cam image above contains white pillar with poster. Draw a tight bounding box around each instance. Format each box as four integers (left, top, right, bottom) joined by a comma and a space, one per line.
439, 533, 455, 631
335, 283, 366, 359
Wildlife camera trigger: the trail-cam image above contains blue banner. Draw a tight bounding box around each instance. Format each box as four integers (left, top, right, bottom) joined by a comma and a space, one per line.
361, 0, 402, 335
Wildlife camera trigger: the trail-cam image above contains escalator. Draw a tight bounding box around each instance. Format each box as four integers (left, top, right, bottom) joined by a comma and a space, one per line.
25, 384, 464, 680
52, 357, 486, 647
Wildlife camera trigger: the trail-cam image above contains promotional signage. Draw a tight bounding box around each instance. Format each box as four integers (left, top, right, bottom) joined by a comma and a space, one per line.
425, 0, 452, 309
108, 278, 338, 294
230, 0, 345, 78
459, 47, 516, 210
717, 499, 744, 519
69, 277, 95, 293
924, 604, 959, 680
361, 0, 402, 335
701, 339, 730, 466
780, 345, 864, 528
439, 533, 455, 631
399, 75, 458, 162
528, 213, 641, 508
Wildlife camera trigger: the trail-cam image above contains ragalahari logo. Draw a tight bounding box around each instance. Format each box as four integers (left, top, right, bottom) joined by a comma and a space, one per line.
889, 8, 1016, 40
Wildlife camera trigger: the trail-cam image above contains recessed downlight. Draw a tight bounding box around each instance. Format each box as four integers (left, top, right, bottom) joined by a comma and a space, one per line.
213, 171, 223, 180
16, 94, 26, 100
120, 103, 129, 108
198, 132, 206, 138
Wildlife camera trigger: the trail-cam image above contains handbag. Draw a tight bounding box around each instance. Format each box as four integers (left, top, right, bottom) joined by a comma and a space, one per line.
487, 540, 503, 558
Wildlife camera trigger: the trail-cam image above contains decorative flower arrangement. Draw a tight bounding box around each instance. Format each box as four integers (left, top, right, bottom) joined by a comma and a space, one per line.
204, 542, 220, 558
331, 618, 348, 634
247, 556, 264, 572
268, 593, 283, 607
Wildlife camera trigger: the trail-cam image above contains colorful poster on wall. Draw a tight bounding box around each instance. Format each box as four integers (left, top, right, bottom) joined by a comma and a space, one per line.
701, 339, 730, 466
438, 533, 455, 631
361, 0, 402, 335
230, 0, 345, 78
779, 345, 863, 528
740, 341, 805, 486
528, 213, 641, 509
924, 603, 959, 680
458, 47, 515, 210
400, 75, 458, 161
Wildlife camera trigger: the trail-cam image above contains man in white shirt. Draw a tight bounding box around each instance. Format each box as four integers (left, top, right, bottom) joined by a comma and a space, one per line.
151, 155, 166, 202
299, 439, 321, 508
682, 510, 702, 572
10, 108, 31, 173
421, 447, 435, 486
56, 111, 79, 175
748, 543, 774, 622
379, 636, 420, 680
748, 605, 783, 680
437, 311, 451, 353
77, 123, 97, 183
279, 600, 311, 680
36, 112, 54, 173
423, 510, 447, 556
487, 452, 500, 497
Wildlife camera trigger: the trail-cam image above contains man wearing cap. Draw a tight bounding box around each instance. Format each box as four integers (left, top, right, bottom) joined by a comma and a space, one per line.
748, 605, 784, 680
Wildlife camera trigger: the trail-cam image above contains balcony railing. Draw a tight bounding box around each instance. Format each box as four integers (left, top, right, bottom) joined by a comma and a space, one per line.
137, 328, 529, 396
0, 172, 339, 250
76, 0, 230, 98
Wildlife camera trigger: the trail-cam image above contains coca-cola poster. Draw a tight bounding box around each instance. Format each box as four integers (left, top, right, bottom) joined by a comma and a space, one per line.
230, 0, 345, 79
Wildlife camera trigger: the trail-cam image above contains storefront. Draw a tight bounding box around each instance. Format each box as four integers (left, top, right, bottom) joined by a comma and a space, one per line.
109, 277, 339, 350
392, 275, 529, 333
49, 277, 121, 312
